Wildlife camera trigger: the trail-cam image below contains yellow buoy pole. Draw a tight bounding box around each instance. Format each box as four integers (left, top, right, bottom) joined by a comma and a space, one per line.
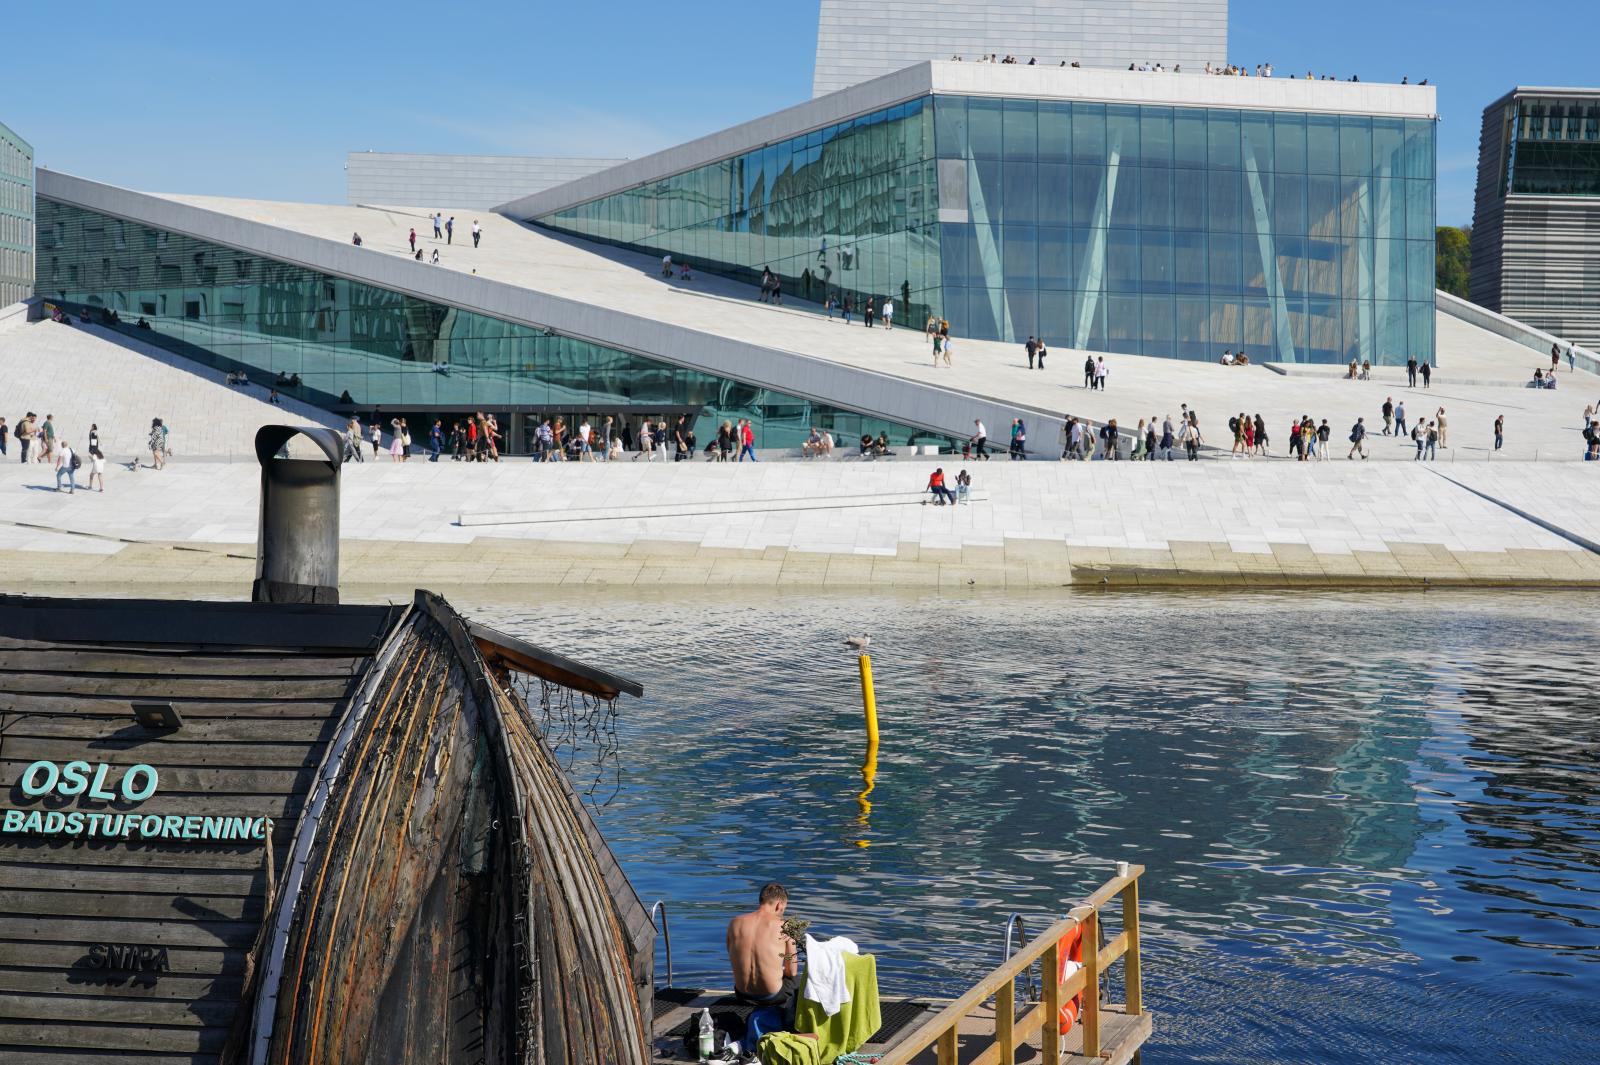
855, 653, 880, 847
858, 653, 879, 747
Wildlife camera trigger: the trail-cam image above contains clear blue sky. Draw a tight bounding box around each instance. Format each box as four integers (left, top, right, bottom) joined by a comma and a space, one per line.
6, 0, 1592, 225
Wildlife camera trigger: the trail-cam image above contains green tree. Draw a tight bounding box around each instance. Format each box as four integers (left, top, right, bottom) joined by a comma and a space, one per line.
1435, 226, 1471, 299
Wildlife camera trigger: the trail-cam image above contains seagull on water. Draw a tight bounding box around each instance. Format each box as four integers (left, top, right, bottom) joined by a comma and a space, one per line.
844, 633, 872, 651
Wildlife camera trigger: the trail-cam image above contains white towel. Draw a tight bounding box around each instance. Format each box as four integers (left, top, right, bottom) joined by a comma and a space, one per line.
802, 934, 859, 1017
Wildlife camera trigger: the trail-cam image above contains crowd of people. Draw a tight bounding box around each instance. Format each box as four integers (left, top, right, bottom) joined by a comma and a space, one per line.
941, 54, 1419, 83
0, 411, 170, 494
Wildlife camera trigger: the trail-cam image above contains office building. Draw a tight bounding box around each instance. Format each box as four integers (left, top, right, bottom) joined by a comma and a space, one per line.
0, 119, 33, 306
1470, 87, 1600, 351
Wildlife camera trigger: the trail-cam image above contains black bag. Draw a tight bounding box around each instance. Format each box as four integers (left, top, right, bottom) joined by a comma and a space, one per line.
71, 452, 82, 471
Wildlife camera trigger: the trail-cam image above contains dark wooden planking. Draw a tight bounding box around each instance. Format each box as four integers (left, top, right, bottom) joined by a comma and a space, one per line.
0, 692, 360, 719
0, 989, 241, 1027
0, 593, 401, 654
0, 888, 264, 922
1, 714, 340, 743
0, 674, 357, 699
2, 736, 329, 769
0, 916, 257, 950
0, 1018, 224, 1054
0, 1042, 203, 1061
0, 862, 264, 896
0, 649, 363, 677
0, 967, 243, 1001
0, 942, 243, 978
0, 842, 286, 872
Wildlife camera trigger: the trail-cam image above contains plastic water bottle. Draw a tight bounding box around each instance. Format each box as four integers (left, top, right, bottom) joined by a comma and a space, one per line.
698, 1007, 714, 1060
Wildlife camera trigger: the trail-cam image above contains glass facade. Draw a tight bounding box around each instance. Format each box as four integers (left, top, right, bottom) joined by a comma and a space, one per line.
1503, 96, 1600, 196
538, 99, 943, 330
537, 94, 1437, 366
0, 120, 33, 307
35, 198, 951, 451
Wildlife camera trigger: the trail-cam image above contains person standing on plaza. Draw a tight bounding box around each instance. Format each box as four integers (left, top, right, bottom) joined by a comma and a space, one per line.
432, 212, 442, 239
1026, 336, 1038, 369
1421, 361, 1432, 388
369, 419, 382, 459
1253, 414, 1269, 457
1160, 416, 1175, 460
881, 297, 894, 329
941, 334, 953, 367
1394, 399, 1407, 438
1552, 343, 1561, 376
1317, 419, 1331, 460
409, 227, 417, 254
86, 439, 106, 492
1036, 338, 1047, 370
1009, 417, 1027, 459
1425, 421, 1438, 460
1406, 355, 1418, 387
1095, 356, 1108, 391
1347, 416, 1368, 459
970, 419, 989, 460
577, 418, 593, 461
15, 413, 32, 463
1493, 414, 1504, 452
739, 418, 757, 462
841, 292, 853, 324
1382, 397, 1394, 435
0, 416, 8, 458
863, 298, 875, 328
429, 419, 443, 461
471, 219, 481, 248
932, 331, 944, 366
39, 414, 56, 464
148, 418, 168, 470
446, 216, 455, 244
1412, 420, 1426, 460
1181, 416, 1201, 460
1084, 354, 1095, 389
389, 417, 405, 462
54, 439, 77, 494
1435, 407, 1448, 447
345, 417, 364, 462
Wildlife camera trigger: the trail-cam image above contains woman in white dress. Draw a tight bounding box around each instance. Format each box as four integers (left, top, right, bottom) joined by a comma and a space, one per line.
390, 418, 406, 461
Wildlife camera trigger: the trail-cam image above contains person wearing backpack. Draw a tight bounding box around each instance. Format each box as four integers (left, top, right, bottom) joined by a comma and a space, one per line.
1347, 417, 1368, 460
55, 440, 78, 494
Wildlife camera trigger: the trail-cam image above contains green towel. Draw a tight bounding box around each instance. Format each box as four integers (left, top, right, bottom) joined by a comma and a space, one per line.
794, 952, 882, 1064
759, 1032, 821, 1065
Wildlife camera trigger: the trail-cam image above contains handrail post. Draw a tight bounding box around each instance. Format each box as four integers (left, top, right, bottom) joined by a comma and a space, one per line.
1081, 909, 1101, 1058
649, 900, 673, 990
1041, 938, 1061, 1064
1123, 877, 1142, 1016
996, 978, 1016, 1065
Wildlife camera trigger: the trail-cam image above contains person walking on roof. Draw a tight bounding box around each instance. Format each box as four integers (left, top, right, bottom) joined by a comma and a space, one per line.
739, 419, 757, 462
471, 220, 481, 248
432, 212, 442, 239
446, 216, 455, 244
409, 227, 417, 254
881, 297, 894, 329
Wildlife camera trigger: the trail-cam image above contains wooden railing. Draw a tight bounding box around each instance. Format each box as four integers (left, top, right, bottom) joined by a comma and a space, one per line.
876, 865, 1145, 1065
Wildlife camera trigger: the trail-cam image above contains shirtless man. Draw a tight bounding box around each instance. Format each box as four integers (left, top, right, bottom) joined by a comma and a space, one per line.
726, 883, 799, 1008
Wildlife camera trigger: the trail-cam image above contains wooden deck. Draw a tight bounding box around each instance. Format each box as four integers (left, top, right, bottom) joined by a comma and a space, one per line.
650, 989, 1150, 1064
650, 866, 1152, 1065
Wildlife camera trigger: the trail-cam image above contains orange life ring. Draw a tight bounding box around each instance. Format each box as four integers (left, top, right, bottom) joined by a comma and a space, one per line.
1056, 924, 1085, 1034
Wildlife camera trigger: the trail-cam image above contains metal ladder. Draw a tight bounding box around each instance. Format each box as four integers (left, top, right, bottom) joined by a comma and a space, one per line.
650, 900, 674, 990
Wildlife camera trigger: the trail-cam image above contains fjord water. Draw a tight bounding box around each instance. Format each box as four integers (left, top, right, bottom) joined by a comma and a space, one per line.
474, 589, 1599, 1064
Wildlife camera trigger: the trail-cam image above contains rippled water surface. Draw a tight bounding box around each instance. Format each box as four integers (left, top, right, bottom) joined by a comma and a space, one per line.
467, 589, 1600, 1064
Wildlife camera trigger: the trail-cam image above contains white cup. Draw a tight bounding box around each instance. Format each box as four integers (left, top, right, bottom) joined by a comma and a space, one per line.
1116, 860, 1130, 879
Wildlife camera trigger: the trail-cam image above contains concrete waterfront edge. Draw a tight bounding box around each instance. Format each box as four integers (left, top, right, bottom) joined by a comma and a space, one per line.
4, 535, 1596, 592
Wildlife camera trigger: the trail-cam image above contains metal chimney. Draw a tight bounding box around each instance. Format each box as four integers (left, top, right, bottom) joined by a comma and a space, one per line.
251, 426, 343, 605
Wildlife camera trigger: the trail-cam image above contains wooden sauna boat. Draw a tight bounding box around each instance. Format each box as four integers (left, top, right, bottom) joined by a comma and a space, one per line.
0, 427, 656, 1064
